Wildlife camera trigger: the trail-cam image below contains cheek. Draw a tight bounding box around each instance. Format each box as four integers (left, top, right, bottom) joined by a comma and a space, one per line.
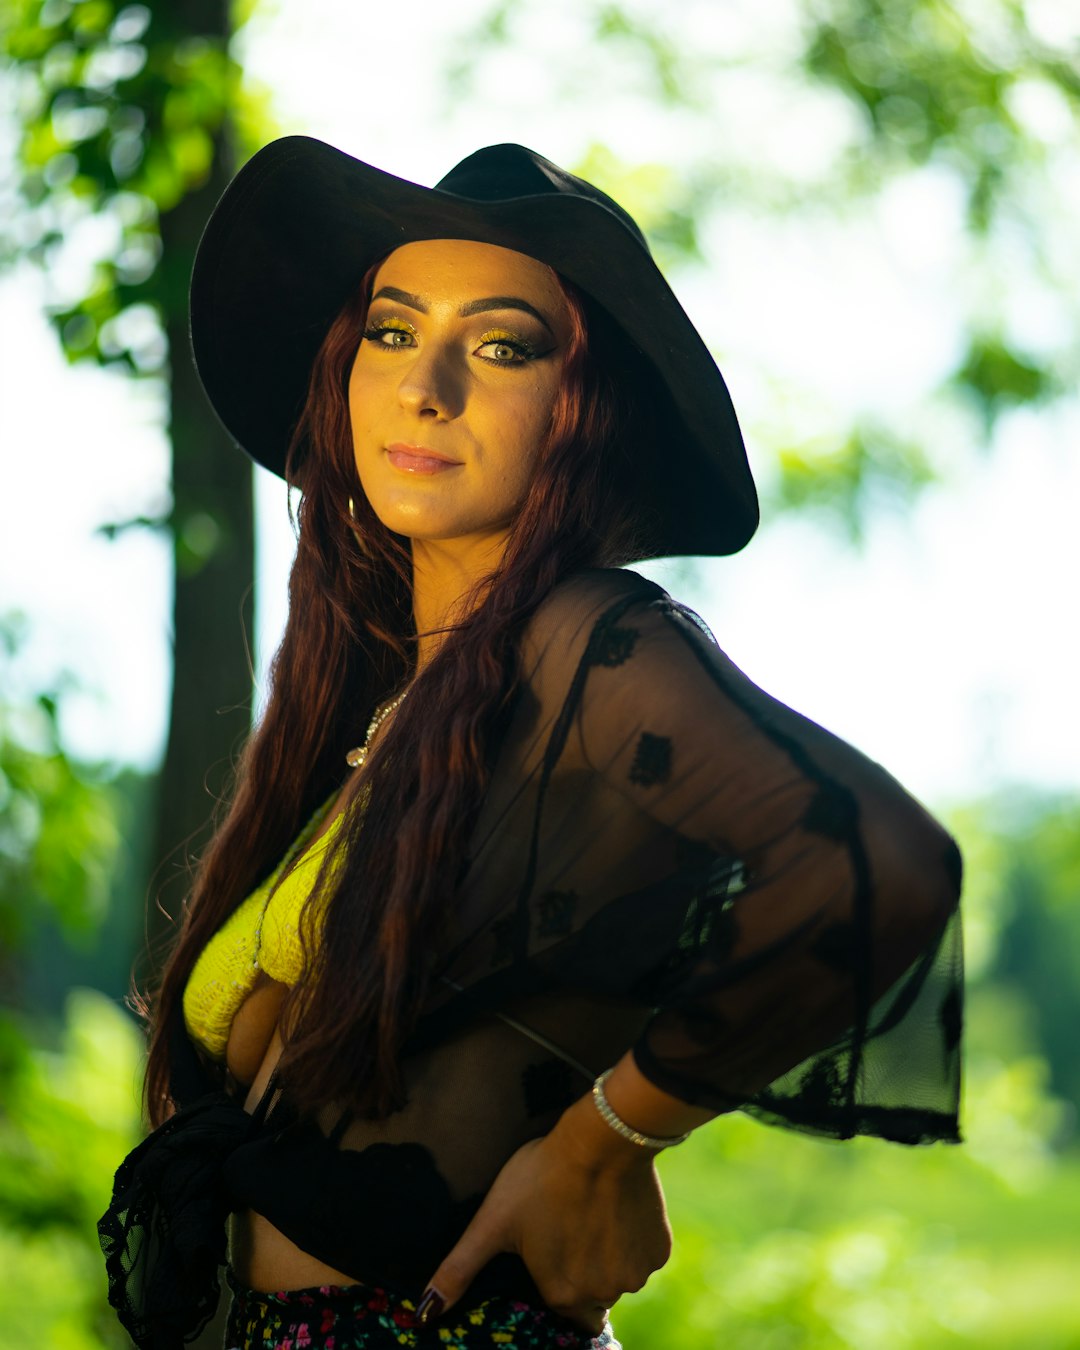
347, 360, 361, 425
507, 378, 560, 465
348, 365, 380, 450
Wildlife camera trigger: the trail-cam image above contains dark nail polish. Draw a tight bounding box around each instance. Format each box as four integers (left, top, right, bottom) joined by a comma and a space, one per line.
416, 1287, 445, 1326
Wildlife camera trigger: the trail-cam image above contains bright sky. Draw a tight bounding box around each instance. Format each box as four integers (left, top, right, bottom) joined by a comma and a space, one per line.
2, 0, 1077, 816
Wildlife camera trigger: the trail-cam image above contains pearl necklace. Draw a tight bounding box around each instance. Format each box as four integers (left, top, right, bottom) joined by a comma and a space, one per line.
345, 690, 407, 769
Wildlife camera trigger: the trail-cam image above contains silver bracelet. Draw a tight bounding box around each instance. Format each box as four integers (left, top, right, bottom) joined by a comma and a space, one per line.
591, 1068, 691, 1151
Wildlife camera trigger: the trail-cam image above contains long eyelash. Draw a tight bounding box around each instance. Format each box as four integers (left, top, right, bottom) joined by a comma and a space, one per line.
476, 332, 539, 364
361, 320, 415, 351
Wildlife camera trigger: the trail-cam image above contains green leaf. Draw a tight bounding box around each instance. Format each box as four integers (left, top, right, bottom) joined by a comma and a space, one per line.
571, 144, 705, 271
949, 332, 1055, 435
0, 618, 121, 944
771, 421, 938, 544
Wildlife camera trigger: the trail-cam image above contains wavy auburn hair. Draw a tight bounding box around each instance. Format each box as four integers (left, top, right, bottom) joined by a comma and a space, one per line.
143, 254, 660, 1126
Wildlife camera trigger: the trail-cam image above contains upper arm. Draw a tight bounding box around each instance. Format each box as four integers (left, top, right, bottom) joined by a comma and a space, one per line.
577, 596, 960, 963
567, 592, 962, 1117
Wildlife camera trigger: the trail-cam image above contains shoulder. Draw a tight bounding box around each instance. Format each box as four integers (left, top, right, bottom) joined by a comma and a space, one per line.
520, 567, 668, 671
518, 567, 724, 700
527, 566, 719, 653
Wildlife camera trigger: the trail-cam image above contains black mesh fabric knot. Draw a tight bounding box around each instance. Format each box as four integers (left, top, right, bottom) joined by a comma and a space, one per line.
97, 1091, 257, 1349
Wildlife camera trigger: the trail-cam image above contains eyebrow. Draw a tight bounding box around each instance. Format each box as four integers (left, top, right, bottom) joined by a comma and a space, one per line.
370, 286, 555, 336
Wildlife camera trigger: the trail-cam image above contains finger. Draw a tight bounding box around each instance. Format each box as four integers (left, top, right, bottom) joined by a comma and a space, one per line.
417, 1205, 510, 1325
557, 1301, 610, 1337
543, 1287, 617, 1337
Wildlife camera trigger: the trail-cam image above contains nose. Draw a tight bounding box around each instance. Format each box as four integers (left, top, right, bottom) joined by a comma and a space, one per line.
396, 342, 464, 421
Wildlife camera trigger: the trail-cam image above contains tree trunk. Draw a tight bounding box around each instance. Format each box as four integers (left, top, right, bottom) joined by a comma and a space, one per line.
142, 0, 254, 978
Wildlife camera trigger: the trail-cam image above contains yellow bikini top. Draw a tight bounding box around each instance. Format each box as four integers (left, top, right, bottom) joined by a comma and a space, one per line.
182, 795, 343, 1060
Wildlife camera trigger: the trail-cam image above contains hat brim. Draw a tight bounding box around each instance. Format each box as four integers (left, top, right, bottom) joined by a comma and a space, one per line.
190, 135, 758, 558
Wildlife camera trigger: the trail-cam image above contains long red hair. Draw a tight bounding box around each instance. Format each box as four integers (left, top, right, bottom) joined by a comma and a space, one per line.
143, 257, 660, 1125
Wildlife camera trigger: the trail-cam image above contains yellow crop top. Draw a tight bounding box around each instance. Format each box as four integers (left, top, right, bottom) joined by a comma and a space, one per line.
182, 796, 342, 1060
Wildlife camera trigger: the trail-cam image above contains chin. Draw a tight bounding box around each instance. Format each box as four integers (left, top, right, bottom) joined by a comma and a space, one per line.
365, 496, 506, 543
368, 506, 460, 541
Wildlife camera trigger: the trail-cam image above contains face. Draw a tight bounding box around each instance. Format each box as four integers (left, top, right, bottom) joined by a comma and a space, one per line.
348, 238, 574, 560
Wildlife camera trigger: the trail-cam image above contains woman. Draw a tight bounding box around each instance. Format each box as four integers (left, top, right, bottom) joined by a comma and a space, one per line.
100, 138, 965, 1350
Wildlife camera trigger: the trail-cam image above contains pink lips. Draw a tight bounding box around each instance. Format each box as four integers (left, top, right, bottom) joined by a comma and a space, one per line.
386, 442, 463, 475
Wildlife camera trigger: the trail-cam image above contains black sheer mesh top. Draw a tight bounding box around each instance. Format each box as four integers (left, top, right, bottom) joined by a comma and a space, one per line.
141, 566, 964, 1315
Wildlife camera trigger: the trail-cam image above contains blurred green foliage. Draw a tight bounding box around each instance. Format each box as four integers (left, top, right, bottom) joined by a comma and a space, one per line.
0, 0, 274, 371
774, 421, 938, 546
0, 990, 142, 1349
967, 791, 1080, 1118
569, 144, 710, 275
800, 0, 1079, 230
0, 613, 119, 962
0, 615, 143, 1347
618, 1103, 1080, 1347
951, 332, 1060, 435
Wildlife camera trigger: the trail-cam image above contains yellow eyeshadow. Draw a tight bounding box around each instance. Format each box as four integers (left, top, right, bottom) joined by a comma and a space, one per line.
477, 329, 540, 357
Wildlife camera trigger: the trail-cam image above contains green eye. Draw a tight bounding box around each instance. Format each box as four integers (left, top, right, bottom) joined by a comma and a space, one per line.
479, 340, 525, 363
362, 322, 416, 350
476, 332, 537, 364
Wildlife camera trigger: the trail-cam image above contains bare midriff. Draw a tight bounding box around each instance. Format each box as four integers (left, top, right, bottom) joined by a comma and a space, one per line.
228, 1025, 360, 1292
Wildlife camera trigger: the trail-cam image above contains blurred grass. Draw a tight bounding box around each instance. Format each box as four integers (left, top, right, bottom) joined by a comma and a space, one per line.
0, 989, 143, 1349
617, 1104, 1080, 1347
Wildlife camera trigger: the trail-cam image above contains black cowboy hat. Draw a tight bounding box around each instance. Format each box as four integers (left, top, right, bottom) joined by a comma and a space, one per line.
189, 135, 758, 558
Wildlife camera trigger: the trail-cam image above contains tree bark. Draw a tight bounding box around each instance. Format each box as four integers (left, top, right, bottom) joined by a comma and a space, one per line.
142, 0, 254, 978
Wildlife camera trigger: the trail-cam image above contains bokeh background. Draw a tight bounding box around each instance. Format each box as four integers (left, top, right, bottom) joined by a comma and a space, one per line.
2, 0, 1079, 1345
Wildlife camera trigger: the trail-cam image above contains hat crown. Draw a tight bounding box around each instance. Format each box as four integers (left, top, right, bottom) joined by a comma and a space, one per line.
435, 143, 650, 251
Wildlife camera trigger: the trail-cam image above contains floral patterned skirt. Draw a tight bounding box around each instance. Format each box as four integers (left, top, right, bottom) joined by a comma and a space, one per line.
223, 1269, 621, 1350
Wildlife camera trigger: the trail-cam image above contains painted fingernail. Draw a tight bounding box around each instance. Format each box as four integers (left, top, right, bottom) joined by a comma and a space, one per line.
416, 1287, 445, 1325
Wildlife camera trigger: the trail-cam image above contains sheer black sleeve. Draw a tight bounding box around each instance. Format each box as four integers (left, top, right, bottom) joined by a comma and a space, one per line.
565, 577, 963, 1144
